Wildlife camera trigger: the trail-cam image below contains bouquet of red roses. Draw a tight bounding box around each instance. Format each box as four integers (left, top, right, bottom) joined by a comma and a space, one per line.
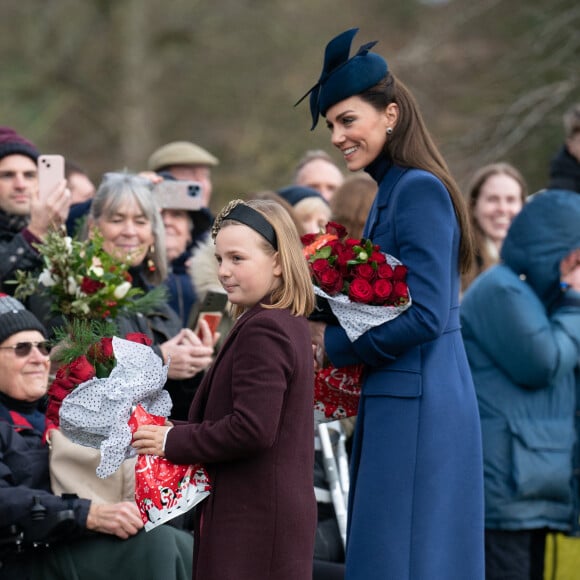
49, 322, 173, 478
302, 222, 411, 422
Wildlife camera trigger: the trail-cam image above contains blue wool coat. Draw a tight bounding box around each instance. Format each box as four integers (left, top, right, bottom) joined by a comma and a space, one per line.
325, 158, 485, 580
461, 189, 580, 533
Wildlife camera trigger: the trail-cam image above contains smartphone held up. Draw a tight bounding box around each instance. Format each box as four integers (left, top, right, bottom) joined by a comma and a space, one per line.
189, 291, 229, 339
153, 180, 203, 212
38, 154, 65, 200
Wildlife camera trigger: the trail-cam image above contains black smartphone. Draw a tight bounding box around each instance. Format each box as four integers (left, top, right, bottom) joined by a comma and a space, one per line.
188, 290, 229, 336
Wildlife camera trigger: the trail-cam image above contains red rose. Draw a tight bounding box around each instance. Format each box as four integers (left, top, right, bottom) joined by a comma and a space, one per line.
52, 365, 76, 391
311, 259, 330, 278
49, 379, 76, 401
352, 263, 376, 281
373, 279, 393, 303
325, 221, 347, 238
67, 355, 96, 384
327, 239, 344, 256
393, 265, 408, 281
377, 263, 394, 279
349, 278, 374, 304
319, 268, 344, 295
126, 332, 153, 346
301, 233, 317, 246
344, 238, 362, 249
100, 337, 114, 358
45, 397, 63, 427
87, 336, 114, 363
369, 251, 386, 265
391, 281, 410, 304
80, 277, 105, 294
335, 246, 356, 273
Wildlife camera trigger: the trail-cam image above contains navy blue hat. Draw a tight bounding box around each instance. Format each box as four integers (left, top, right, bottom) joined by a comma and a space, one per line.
277, 185, 327, 207
295, 28, 388, 130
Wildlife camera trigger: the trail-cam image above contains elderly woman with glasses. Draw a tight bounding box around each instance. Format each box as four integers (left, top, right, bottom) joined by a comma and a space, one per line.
0, 293, 193, 580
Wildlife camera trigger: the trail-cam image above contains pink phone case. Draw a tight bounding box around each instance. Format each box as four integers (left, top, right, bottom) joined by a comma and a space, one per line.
38, 154, 65, 200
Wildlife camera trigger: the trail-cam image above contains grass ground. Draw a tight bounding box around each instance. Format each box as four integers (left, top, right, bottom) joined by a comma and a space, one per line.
544, 534, 580, 580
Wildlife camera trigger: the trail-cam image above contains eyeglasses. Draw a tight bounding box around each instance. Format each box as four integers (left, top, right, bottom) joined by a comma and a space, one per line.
0, 341, 51, 357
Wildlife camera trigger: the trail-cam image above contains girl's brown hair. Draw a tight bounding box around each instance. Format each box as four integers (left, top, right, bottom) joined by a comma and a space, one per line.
213, 199, 315, 319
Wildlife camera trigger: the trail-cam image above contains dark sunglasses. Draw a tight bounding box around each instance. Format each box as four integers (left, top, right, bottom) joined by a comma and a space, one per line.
0, 341, 51, 357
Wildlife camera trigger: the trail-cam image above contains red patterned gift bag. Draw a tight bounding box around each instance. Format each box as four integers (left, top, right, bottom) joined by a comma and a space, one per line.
314, 363, 364, 423
128, 405, 211, 531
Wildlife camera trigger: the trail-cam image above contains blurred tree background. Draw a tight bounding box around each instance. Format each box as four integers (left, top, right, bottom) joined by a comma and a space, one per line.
1, 0, 578, 210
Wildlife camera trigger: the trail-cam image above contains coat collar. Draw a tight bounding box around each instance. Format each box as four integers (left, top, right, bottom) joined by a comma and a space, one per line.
363, 161, 409, 240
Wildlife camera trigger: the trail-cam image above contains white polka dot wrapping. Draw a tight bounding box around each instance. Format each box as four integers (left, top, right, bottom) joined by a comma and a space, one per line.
58, 337, 172, 478
314, 253, 412, 343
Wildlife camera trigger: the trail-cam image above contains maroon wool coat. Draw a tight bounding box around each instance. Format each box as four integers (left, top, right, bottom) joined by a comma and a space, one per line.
165, 302, 317, 580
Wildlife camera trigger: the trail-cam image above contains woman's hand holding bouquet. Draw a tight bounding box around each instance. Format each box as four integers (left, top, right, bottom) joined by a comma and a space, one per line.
302, 222, 411, 422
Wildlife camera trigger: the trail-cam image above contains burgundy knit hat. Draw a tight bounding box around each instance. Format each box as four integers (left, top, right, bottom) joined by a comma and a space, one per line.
0, 127, 40, 163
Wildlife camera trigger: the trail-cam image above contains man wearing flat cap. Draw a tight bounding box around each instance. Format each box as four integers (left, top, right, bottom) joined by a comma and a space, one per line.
0, 127, 70, 294
147, 140, 219, 210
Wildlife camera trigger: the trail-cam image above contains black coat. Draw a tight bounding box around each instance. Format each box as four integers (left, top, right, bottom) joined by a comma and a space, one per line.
0, 211, 42, 294
0, 400, 90, 542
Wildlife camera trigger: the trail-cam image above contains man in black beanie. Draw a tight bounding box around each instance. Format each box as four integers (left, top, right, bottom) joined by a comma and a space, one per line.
0, 127, 70, 293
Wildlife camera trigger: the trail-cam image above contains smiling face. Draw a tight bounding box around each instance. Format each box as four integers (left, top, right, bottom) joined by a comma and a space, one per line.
0, 154, 38, 216
295, 158, 344, 202
215, 223, 282, 309
472, 173, 524, 249
94, 196, 155, 266
325, 96, 396, 172
0, 330, 50, 402
162, 209, 192, 261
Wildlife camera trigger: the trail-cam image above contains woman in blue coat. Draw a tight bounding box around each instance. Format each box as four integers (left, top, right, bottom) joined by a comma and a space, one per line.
298, 29, 484, 579
460, 189, 580, 579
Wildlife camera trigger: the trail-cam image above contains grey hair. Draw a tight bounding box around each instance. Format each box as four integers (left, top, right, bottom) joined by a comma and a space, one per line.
88, 172, 167, 284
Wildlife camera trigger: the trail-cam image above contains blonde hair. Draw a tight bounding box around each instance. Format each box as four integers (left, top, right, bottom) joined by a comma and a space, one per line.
213, 199, 315, 318
293, 196, 332, 232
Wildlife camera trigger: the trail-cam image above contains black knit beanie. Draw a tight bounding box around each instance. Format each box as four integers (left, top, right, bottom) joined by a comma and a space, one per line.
0, 293, 46, 345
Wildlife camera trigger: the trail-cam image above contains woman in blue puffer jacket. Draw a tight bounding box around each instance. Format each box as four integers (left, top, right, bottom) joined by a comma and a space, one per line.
461, 189, 580, 580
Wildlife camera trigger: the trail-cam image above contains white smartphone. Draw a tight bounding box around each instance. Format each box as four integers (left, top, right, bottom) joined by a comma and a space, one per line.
38, 154, 65, 200
153, 180, 203, 212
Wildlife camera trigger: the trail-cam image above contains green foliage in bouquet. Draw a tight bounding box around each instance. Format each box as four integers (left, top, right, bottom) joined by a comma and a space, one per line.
12, 227, 166, 362
14, 227, 165, 320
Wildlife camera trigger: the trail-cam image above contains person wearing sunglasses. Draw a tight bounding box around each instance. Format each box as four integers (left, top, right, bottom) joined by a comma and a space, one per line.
0, 293, 193, 580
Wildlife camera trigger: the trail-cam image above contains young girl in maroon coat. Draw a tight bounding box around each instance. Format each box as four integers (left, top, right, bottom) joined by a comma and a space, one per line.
133, 199, 317, 580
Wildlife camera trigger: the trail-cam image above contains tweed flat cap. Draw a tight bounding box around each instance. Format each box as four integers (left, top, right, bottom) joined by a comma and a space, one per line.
147, 141, 219, 171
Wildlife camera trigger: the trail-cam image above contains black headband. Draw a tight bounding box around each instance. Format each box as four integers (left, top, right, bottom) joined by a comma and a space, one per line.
225, 204, 278, 250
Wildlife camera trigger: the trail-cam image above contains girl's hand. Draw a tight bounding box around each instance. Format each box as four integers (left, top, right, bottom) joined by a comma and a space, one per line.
132, 424, 172, 457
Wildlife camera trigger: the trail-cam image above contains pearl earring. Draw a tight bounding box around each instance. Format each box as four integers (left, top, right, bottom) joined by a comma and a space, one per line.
386, 127, 393, 135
